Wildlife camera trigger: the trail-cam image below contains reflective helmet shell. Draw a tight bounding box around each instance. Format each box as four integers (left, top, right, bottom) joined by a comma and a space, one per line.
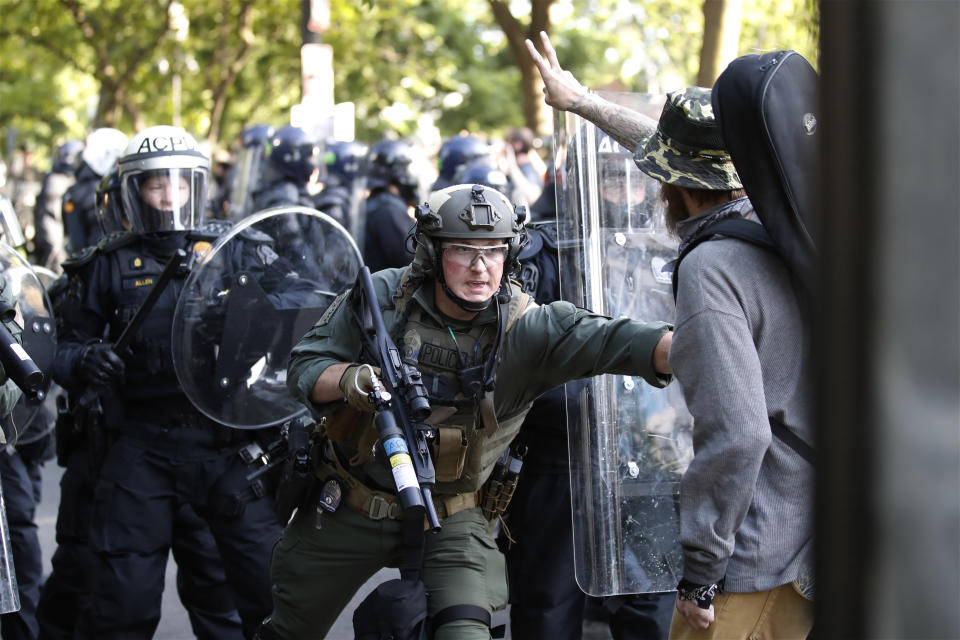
265, 125, 319, 183
117, 125, 209, 235
455, 163, 510, 195
241, 124, 276, 148
323, 140, 367, 185
81, 128, 129, 177
56, 139, 85, 172
436, 135, 491, 182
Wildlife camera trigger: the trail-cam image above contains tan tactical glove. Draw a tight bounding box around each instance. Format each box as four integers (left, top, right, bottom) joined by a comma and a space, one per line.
338, 364, 381, 413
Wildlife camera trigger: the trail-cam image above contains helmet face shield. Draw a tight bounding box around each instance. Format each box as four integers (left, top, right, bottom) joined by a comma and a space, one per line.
122, 166, 207, 234
117, 125, 209, 235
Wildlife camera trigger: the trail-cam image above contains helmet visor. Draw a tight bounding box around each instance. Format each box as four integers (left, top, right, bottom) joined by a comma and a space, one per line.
122, 167, 207, 234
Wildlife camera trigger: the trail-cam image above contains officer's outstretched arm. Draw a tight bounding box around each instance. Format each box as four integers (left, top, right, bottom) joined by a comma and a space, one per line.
654, 331, 673, 375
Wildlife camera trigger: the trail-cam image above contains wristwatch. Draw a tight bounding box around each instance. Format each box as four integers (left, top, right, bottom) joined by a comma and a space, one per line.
677, 578, 720, 610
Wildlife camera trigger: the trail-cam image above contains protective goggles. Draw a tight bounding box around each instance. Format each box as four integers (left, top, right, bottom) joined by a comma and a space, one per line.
441, 242, 509, 266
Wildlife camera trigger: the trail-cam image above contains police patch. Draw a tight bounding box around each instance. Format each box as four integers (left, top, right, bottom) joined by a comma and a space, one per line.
316, 292, 347, 327
191, 241, 213, 264
130, 256, 143, 269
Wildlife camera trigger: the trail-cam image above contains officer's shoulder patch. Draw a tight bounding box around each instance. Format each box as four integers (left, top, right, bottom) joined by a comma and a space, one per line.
316, 291, 348, 327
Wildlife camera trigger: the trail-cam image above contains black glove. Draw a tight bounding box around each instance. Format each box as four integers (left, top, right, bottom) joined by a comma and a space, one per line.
78, 343, 126, 390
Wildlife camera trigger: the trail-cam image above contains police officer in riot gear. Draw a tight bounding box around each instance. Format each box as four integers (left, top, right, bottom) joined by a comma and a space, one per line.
62, 128, 128, 256
250, 125, 320, 212
52, 125, 283, 639
37, 162, 245, 640
430, 134, 492, 192
360, 138, 422, 272
262, 183, 674, 640
225, 124, 276, 220
312, 140, 366, 230
33, 139, 83, 271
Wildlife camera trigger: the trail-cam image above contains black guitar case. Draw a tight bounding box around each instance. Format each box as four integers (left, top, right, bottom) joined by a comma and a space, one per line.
711, 50, 820, 301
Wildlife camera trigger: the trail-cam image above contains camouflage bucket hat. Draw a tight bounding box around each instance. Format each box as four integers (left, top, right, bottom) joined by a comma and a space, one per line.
634, 87, 742, 190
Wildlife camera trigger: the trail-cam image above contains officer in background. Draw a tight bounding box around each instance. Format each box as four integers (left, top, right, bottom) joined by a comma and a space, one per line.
33, 140, 83, 271
430, 134, 492, 192
261, 183, 674, 639
359, 138, 422, 272
62, 128, 128, 256
225, 124, 276, 221
312, 140, 367, 230
37, 164, 245, 640
52, 125, 283, 639
249, 125, 320, 212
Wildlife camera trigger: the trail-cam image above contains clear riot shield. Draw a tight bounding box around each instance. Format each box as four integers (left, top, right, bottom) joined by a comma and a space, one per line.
556, 92, 695, 596
0, 246, 57, 445
227, 145, 266, 222
172, 207, 362, 429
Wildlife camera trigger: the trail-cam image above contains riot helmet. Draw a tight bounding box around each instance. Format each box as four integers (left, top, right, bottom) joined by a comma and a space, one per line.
435, 135, 491, 187
323, 140, 367, 187
455, 162, 510, 196
117, 125, 209, 235
264, 125, 320, 184
55, 139, 85, 173
362, 139, 421, 205
241, 124, 276, 149
81, 128, 129, 178
413, 183, 526, 312
95, 167, 125, 234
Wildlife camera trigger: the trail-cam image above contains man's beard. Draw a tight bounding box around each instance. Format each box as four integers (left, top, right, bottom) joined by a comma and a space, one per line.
660, 183, 689, 236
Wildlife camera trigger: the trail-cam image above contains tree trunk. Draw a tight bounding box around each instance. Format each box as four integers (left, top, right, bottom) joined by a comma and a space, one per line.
487, 0, 554, 136
697, 0, 744, 88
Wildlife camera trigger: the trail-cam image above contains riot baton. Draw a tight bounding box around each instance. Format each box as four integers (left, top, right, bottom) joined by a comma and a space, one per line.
0, 299, 43, 400
75, 248, 188, 410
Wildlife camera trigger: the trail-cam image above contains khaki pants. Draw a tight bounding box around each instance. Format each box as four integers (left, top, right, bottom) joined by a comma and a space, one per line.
669, 582, 813, 640
268, 502, 507, 639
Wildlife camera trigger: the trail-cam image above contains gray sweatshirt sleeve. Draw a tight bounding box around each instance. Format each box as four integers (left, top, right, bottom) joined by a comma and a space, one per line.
671, 305, 771, 584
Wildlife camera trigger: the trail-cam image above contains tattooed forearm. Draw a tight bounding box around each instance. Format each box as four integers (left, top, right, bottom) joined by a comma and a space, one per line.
569, 92, 657, 151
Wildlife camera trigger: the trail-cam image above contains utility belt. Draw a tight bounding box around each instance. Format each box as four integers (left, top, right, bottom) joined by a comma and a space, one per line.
316, 455, 481, 525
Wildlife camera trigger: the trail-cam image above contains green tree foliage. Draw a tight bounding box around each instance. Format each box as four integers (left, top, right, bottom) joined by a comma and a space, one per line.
0, 0, 818, 165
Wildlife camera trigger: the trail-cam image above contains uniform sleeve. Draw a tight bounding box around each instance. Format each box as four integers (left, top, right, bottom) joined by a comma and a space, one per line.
286, 289, 364, 419
669, 249, 772, 585
52, 260, 112, 389
497, 300, 671, 411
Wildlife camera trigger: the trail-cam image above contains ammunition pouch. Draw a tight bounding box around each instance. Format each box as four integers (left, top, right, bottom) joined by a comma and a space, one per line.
430, 426, 467, 483
480, 444, 526, 522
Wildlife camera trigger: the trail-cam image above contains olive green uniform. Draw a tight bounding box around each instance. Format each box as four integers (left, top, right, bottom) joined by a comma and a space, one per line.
270, 266, 671, 639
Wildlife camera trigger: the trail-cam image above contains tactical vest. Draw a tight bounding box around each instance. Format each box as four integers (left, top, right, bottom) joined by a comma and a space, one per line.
70, 229, 222, 401
378, 276, 533, 495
